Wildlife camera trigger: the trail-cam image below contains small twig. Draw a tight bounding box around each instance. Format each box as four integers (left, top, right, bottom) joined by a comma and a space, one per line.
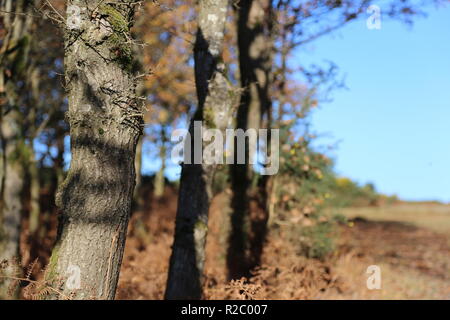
0, 9, 42, 18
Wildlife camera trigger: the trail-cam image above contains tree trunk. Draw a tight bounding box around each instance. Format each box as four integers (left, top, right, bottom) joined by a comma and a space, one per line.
54, 130, 66, 189
0, 0, 34, 299
28, 147, 40, 234
165, 0, 233, 300
228, 0, 273, 279
154, 153, 165, 198
154, 126, 166, 198
133, 135, 143, 205
46, 0, 142, 300
0, 114, 26, 299
27, 66, 42, 235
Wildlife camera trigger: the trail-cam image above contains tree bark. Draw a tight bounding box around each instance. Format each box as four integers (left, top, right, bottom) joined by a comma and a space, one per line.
228, 0, 273, 279
46, 0, 142, 300
0, 0, 34, 299
54, 128, 66, 189
165, 0, 233, 300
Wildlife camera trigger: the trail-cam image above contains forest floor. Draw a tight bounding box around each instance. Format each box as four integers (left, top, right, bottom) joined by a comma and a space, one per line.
115, 189, 450, 300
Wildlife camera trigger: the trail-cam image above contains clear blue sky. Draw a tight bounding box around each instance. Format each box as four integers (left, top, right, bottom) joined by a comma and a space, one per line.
296, 4, 450, 202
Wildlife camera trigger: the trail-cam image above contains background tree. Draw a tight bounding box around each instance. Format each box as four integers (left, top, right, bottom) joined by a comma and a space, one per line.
165, 0, 234, 299
0, 0, 38, 299
228, 0, 274, 279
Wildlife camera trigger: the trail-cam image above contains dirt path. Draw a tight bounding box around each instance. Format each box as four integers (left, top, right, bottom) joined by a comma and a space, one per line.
322, 206, 450, 299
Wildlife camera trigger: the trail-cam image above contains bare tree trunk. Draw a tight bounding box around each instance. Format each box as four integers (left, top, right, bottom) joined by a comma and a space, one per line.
46, 0, 142, 300
154, 126, 166, 198
28, 147, 40, 234
228, 0, 273, 279
0, 0, 34, 299
28, 66, 43, 235
154, 159, 165, 198
0, 114, 25, 299
165, 0, 233, 300
133, 135, 143, 205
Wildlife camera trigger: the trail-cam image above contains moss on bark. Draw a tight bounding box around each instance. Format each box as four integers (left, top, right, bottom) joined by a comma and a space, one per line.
99, 5, 133, 70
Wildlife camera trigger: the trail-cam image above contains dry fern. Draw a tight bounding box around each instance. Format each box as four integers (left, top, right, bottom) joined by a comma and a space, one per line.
0, 258, 73, 300
225, 278, 263, 300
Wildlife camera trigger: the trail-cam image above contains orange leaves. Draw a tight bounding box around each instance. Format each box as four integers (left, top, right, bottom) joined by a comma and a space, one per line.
134, 1, 197, 125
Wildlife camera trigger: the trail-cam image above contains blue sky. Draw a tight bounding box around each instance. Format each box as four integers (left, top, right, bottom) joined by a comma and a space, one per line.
297, 4, 450, 202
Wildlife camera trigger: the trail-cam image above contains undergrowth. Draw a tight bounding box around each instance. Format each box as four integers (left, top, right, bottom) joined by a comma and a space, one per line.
0, 258, 72, 300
